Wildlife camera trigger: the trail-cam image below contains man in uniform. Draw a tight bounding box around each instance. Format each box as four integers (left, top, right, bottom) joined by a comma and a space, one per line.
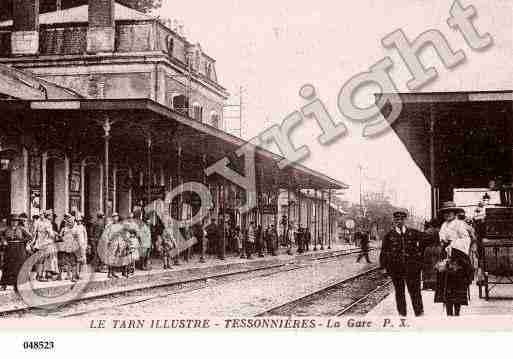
380, 210, 429, 317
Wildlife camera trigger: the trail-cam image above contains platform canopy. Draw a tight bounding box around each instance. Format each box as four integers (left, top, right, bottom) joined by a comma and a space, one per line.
0, 98, 348, 191
0, 63, 82, 100
386, 90, 513, 211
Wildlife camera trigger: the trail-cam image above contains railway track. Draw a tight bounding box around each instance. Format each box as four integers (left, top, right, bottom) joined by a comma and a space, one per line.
0, 247, 377, 318
257, 267, 392, 317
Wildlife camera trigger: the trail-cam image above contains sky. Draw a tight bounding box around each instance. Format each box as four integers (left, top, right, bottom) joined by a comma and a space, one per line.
156, 0, 512, 219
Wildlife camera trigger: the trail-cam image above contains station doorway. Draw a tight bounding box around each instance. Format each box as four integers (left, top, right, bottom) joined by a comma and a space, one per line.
0, 164, 11, 220
84, 163, 102, 220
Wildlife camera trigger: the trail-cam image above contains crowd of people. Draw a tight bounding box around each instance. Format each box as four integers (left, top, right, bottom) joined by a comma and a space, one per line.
203, 217, 314, 260
0, 209, 322, 293
380, 201, 478, 317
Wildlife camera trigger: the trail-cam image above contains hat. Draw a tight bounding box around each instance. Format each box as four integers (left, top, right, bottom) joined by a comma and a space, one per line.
438, 201, 463, 214
112, 212, 119, 217
19, 213, 28, 221
393, 210, 408, 219
63, 213, 75, 225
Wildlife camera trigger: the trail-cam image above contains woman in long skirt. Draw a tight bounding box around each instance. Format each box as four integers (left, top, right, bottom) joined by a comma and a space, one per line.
74, 215, 88, 279
32, 210, 59, 281
0, 214, 32, 292
434, 202, 474, 316
58, 214, 80, 282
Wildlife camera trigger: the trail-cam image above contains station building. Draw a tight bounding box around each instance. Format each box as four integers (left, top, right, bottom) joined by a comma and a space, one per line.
0, 0, 347, 247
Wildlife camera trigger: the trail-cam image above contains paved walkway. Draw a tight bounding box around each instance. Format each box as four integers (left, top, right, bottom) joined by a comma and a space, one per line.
368, 280, 513, 317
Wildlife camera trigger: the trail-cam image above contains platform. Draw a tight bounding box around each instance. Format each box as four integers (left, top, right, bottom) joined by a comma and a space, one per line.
368, 281, 513, 317
0, 243, 363, 313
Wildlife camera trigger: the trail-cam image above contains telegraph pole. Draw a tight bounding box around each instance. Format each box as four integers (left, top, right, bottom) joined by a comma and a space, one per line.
358, 164, 364, 217
239, 85, 243, 138
223, 86, 244, 137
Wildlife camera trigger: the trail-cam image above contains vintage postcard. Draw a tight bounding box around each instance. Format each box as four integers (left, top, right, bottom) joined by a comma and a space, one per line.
0, 0, 512, 353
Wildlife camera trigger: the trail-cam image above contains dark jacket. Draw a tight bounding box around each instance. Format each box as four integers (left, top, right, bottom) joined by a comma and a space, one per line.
380, 227, 431, 276
359, 233, 370, 251
205, 223, 220, 240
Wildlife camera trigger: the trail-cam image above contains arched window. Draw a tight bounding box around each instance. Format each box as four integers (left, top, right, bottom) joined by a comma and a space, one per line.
192, 103, 203, 122
210, 112, 220, 128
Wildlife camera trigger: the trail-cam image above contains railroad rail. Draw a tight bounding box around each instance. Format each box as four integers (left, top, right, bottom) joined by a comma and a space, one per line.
0, 247, 378, 318
257, 267, 392, 317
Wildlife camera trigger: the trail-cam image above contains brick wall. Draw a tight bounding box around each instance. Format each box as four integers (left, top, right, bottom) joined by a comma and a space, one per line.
13, 0, 39, 31
40, 26, 87, 55
88, 0, 114, 28
116, 23, 153, 52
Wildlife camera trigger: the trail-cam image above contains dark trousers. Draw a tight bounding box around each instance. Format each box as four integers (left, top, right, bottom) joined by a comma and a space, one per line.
298, 237, 304, 253
217, 236, 226, 260
246, 241, 253, 258
266, 238, 275, 255
391, 271, 424, 316
446, 303, 461, 316
255, 238, 264, 257
356, 250, 371, 263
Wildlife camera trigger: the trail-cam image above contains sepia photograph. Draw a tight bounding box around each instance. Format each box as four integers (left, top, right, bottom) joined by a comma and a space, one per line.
0, 0, 511, 355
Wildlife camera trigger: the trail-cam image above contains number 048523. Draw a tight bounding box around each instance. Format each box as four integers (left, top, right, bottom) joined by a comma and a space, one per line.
23, 341, 55, 350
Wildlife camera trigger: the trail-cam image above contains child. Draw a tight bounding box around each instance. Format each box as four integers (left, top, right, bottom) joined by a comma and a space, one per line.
159, 229, 176, 270
123, 229, 140, 278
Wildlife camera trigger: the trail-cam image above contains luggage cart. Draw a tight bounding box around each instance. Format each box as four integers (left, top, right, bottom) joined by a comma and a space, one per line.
477, 208, 513, 300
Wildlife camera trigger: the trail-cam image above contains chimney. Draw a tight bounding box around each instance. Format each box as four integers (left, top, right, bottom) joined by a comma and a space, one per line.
11, 0, 40, 56
87, 0, 115, 53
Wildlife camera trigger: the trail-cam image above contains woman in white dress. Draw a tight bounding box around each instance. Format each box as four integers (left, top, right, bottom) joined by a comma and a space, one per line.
435, 202, 474, 316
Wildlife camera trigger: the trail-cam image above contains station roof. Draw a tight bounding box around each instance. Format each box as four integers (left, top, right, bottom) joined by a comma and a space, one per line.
0, 3, 152, 27
385, 90, 512, 202
0, 98, 348, 191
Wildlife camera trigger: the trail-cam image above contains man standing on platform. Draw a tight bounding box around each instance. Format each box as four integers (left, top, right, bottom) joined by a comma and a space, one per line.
246, 221, 256, 259
205, 218, 217, 256
139, 214, 153, 270
380, 210, 428, 317
304, 226, 311, 252
256, 224, 265, 258
266, 224, 278, 256
193, 220, 206, 263
296, 226, 304, 254
356, 231, 371, 263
